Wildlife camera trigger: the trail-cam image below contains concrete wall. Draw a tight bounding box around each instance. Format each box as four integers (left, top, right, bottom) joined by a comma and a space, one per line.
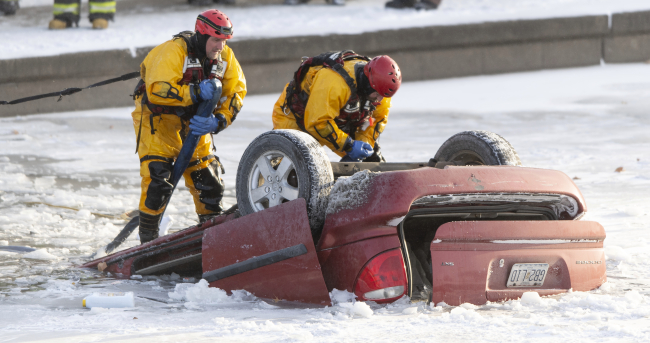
605, 10, 650, 63
2, 12, 650, 117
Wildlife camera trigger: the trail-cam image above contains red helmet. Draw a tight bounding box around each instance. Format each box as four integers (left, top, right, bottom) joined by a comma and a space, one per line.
363, 55, 402, 98
196, 9, 233, 39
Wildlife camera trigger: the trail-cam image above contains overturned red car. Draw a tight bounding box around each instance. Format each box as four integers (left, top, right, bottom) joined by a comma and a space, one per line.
82, 130, 606, 307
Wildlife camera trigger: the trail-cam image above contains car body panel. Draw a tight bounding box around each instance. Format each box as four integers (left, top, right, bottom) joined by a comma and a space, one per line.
80, 214, 236, 277
430, 220, 606, 306
202, 199, 331, 306
319, 166, 586, 250
317, 234, 401, 292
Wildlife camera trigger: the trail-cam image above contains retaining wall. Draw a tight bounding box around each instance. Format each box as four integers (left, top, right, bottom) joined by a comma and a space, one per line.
2, 10, 650, 117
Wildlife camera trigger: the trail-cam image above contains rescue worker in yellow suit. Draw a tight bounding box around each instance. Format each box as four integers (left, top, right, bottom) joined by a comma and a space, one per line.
273, 52, 401, 162
132, 9, 246, 244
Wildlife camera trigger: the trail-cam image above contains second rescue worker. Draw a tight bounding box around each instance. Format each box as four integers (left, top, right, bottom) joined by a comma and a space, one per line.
273, 51, 402, 162
132, 9, 246, 244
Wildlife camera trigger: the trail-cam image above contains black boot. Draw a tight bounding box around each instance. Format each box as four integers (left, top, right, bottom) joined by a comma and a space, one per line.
414, 0, 440, 10
385, 0, 416, 9
0, 0, 19, 15
188, 0, 212, 5
198, 213, 222, 225
139, 211, 161, 244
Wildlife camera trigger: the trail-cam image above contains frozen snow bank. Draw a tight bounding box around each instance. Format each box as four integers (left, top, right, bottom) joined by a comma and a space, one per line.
168, 279, 256, 309
605, 245, 633, 262
337, 301, 374, 318
520, 291, 542, 305
330, 288, 357, 304
169, 279, 231, 303
329, 288, 374, 318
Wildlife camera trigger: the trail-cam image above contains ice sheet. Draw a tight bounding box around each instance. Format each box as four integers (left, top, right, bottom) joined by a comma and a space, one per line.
1, 63, 649, 341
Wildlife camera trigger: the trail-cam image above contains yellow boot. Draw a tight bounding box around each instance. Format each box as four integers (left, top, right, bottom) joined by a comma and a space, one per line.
48, 19, 68, 30
92, 18, 108, 29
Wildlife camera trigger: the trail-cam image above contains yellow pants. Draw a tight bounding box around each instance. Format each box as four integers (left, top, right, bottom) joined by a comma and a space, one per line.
132, 101, 224, 219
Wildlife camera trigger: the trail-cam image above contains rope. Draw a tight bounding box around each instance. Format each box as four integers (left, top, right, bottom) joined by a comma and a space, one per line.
0, 71, 140, 105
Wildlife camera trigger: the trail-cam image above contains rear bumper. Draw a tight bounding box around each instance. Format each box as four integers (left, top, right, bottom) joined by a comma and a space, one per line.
430, 220, 606, 306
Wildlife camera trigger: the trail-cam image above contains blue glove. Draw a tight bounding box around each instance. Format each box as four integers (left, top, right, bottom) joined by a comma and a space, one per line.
191, 79, 218, 103
189, 113, 226, 135
343, 140, 374, 162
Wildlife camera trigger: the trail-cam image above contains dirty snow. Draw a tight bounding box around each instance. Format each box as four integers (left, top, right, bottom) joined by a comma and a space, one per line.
1, 63, 650, 340
3, 0, 650, 59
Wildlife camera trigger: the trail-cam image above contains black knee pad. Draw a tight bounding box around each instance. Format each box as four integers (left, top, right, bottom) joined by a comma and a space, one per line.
190, 159, 225, 213
144, 161, 174, 211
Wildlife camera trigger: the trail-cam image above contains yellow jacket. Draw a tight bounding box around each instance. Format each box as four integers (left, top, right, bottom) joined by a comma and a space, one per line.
137, 37, 247, 127
273, 59, 390, 157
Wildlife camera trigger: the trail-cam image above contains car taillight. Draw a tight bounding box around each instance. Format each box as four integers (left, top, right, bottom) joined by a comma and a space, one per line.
354, 248, 407, 303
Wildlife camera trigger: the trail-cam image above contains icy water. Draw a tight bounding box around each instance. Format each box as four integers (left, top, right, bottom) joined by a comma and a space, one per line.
1, 64, 649, 341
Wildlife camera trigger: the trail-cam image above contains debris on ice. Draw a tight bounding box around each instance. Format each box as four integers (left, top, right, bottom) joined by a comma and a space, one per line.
520, 292, 542, 305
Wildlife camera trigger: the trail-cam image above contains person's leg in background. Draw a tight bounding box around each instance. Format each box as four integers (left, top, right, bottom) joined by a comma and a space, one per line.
88, 0, 115, 29
49, 0, 80, 29
0, 0, 19, 15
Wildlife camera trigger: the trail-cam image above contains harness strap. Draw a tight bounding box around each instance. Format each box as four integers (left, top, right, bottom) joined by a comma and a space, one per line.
188, 154, 215, 168
331, 64, 358, 101
135, 111, 143, 154
284, 50, 369, 132
139, 154, 220, 171
140, 155, 175, 164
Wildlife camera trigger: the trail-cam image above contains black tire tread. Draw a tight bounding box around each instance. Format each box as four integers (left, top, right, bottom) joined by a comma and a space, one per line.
434, 130, 521, 166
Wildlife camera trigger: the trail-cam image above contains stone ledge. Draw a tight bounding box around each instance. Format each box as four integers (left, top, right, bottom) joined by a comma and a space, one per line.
0, 15, 608, 84
3, 12, 650, 117
611, 10, 650, 34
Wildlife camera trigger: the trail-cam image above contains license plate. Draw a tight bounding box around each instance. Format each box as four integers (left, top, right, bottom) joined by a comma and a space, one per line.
507, 263, 549, 287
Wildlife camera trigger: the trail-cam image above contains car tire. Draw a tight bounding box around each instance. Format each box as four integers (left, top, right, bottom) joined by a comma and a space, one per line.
236, 130, 334, 235
434, 130, 522, 166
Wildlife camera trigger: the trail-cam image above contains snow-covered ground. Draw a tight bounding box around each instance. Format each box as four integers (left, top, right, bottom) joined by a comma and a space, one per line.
0, 62, 649, 341
2, 0, 650, 60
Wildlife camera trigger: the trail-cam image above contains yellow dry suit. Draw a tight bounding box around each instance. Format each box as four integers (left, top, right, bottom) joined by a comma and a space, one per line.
131, 32, 246, 234
272, 57, 390, 158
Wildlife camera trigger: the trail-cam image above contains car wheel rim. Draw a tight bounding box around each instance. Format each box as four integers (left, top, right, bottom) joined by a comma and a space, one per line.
247, 150, 300, 212
448, 150, 486, 166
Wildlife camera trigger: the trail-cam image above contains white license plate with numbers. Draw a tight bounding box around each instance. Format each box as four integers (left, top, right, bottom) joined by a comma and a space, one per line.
507, 263, 549, 287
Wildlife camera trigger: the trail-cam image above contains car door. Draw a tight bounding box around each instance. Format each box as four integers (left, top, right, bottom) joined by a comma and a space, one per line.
201, 198, 331, 306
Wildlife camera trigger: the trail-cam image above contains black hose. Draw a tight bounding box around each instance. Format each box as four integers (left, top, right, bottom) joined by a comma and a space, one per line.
104, 215, 140, 254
